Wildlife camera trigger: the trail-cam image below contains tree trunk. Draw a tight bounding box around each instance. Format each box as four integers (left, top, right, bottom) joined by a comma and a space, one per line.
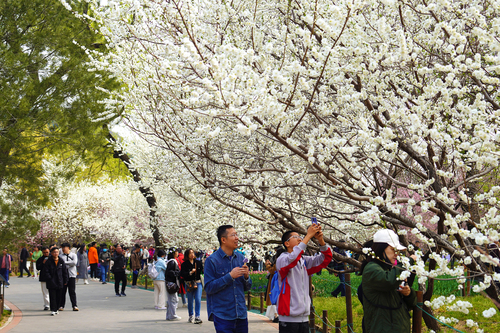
422, 259, 440, 332
108, 132, 164, 248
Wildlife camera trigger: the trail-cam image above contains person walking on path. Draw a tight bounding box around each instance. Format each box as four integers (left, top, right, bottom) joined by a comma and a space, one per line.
88, 242, 99, 281
360, 229, 417, 333
36, 247, 50, 310
130, 244, 141, 289
31, 246, 42, 279
205, 225, 252, 333
165, 248, 181, 321
141, 245, 149, 269
0, 248, 12, 286
60, 243, 79, 311
18, 245, 31, 278
76, 244, 89, 285
181, 248, 204, 324
111, 244, 127, 297
330, 240, 347, 298
176, 248, 187, 307
153, 249, 167, 310
43, 247, 68, 316
99, 244, 111, 284
264, 256, 279, 322
148, 246, 155, 263
276, 225, 333, 333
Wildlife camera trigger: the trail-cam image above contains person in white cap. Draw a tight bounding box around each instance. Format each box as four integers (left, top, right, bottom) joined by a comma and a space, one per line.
359, 229, 417, 333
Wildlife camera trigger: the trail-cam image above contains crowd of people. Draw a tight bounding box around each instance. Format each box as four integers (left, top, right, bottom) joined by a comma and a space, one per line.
0, 222, 431, 333
3, 241, 207, 323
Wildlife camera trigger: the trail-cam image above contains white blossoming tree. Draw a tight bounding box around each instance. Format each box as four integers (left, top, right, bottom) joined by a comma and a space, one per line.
70, 0, 500, 330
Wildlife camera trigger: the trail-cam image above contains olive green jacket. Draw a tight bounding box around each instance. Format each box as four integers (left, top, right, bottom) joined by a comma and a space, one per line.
362, 261, 416, 333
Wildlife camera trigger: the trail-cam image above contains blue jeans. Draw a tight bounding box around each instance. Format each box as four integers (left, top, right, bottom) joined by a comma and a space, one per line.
186, 282, 202, 317
331, 273, 346, 297
101, 265, 109, 282
0, 268, 9, 284
213, 316, 248, 333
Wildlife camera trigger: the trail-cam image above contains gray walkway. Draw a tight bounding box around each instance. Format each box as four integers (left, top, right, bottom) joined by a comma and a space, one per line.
4, 277, 278, 332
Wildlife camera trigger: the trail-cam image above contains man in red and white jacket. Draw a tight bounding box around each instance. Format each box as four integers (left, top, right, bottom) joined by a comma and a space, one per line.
276, 224, 332, 333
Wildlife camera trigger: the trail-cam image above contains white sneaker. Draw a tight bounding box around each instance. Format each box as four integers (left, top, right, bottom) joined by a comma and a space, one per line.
188, 316, 194, 323
167, 316, 181, 321
84, 280, 89, 285
51, 311, 56, 316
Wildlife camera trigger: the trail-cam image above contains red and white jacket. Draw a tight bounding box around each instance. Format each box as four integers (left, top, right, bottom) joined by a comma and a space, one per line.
276, 242, 332, 322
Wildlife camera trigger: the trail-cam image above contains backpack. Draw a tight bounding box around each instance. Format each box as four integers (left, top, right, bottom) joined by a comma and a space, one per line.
270, 273, 286, 305
147, 261, 159, 279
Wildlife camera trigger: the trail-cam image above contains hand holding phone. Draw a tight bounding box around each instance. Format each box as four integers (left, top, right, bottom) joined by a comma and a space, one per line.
311, 217, 318, 224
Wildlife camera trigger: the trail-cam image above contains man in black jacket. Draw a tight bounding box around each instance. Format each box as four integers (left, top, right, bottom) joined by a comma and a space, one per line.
111, 244, 127, 297
36, 247, 50, 310
43, 247, 68, 316
19, 246, 31, 278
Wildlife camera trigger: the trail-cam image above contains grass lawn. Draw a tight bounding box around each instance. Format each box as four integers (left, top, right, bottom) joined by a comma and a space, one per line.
313, 295, 500, 333
0, 309, 12, 328
248, 271, 500, 332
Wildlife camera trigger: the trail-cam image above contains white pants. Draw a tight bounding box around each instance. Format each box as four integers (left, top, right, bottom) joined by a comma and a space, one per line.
33, 269, 38, 278
166, 292, 178, 320
153, 280, 166, 308
40, 282, 50, 307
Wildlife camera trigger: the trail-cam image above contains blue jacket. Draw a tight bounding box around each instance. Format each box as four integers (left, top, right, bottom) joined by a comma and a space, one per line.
154, 257, 166, 281
204, 247, 252, 321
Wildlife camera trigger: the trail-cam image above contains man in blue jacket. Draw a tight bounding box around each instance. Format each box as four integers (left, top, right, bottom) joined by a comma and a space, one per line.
204, 225, 252, 333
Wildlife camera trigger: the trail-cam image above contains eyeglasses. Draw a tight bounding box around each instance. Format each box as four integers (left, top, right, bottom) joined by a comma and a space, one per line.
226, 233, 238, 238
287, 235, 303, 242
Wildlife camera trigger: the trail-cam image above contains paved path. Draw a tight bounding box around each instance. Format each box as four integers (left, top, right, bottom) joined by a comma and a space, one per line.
3, 277, 278, 332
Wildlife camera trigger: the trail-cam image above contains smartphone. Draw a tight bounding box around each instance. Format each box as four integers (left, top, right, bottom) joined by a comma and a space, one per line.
399, 281, 406, 290
311, 217, 318, 224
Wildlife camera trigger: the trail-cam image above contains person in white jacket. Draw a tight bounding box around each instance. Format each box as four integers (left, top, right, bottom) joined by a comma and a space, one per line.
276, 224, 332, 333
60, 243, 79, 311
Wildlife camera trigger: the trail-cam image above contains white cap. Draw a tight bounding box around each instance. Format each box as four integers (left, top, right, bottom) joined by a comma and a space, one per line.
373, 229, 406, 251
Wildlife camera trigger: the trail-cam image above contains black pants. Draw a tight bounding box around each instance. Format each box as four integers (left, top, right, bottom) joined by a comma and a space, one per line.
90, 263, 98, 279
61, 277, 77, 308
49, 288, 63, 312
114, 271, 127, 294
279, 321, 309, 333
19, 261, 30, 277
132, 271, 138, 286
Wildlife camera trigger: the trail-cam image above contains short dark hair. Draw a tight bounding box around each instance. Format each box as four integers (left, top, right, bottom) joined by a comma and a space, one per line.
101, 243, 107, 249
50, 247, 59, 253
41, 246, 48, 251
61, 243, 70, 248
282, 230, 295, 247
157, 249, 166, 257
134, 244, 140, 249
91, 242, 97, 247
217, 225, 234, 245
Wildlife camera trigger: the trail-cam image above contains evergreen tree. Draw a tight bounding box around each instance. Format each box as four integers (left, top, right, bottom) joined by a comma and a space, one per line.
0, 0, 122, 242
